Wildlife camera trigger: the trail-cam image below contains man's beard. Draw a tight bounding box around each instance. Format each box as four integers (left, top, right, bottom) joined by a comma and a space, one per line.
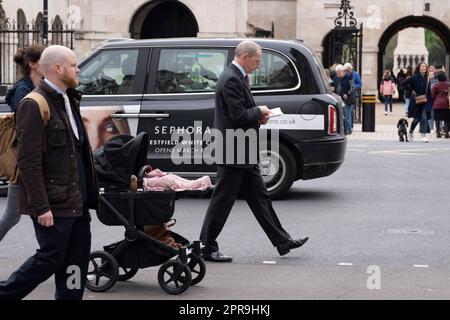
62, 75, 79, 89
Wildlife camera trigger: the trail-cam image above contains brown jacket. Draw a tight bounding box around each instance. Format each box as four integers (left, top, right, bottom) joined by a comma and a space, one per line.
15, 80, 98, 218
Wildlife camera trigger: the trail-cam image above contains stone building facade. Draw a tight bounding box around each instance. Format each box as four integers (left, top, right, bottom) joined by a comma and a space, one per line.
2, 0, 450, 91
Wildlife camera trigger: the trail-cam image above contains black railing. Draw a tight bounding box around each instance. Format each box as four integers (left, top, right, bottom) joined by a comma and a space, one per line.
0, 20, 74, 86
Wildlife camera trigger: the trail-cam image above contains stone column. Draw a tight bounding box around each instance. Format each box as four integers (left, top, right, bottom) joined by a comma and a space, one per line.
393, 28, 428, 75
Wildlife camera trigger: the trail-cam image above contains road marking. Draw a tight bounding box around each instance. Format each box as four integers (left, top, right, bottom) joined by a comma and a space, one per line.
413, 265, 429, 268
347, 149, 367, 152
388, 229, 435, 235
338, 262, 354, 266
390, 152, 430, 156
369, 148, 450, 154
263, 261, 276, 264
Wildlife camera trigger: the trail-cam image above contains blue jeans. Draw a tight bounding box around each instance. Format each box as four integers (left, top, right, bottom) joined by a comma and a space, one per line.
384, 95, 393, 112
410, 105, 431, 134
428, 109, 435, 131
343, 103, 352, 134
404, 98, 410, 114
0, 184, 19, 242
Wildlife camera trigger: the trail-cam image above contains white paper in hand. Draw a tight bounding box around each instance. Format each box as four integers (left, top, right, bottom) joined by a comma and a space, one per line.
268, 107, 284, 118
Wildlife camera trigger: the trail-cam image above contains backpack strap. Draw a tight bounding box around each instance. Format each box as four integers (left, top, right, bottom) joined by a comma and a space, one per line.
23, 92, 51, 124
22, 92, 51, 152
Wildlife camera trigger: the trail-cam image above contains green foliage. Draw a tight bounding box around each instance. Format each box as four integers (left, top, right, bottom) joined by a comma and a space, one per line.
425, 29, 446, 66
383, 28, 446, 70
383, 33, 398, 70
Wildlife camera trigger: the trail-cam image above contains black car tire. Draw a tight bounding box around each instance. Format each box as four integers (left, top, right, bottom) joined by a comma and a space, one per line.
260, 144, 297, 200
0, 178, 9, 197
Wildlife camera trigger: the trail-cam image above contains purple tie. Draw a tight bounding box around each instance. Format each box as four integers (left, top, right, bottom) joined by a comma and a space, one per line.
244, 75, 249, 87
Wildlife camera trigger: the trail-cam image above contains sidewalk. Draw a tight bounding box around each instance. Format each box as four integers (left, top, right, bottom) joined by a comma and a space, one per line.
348, 102, 411, 141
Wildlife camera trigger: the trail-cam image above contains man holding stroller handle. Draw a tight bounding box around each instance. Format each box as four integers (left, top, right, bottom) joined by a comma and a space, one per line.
0, 45, 98, 300
199, 40, 309, 262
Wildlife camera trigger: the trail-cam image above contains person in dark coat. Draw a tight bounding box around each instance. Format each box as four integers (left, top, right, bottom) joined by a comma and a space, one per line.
199, 40, 308, 262
431, 73, 450, 138
0, 45, 98, 300
403, 67, 413, 115
401, 62, 432, 142
396, 69, 406, 103
333, 64, 354, 135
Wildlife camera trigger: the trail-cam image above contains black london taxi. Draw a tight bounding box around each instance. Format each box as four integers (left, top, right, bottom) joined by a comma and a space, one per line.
1, 38, 347, 199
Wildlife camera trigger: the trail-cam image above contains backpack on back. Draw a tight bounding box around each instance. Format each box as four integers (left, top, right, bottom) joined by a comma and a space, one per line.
0, 92, 50, 184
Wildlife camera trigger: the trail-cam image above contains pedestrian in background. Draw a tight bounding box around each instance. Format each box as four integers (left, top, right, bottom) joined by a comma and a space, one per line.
0, 45, 98, 300
428, 65, 437, 133
431, 72, 450, 138
403, 66, 413, 116
0, 44, 45, 243
396, 69, 406, 103
402, 62, 432, 142
380, 69, 396, 115
334, 64, 354, 135
344, 62, 362, 128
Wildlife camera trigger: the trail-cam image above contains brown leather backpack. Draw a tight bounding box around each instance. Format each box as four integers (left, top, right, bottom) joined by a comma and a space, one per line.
143, 219, 182, 248
0, 92, 50, 184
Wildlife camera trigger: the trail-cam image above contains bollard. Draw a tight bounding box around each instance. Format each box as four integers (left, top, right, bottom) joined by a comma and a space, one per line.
362, 93, 376, 132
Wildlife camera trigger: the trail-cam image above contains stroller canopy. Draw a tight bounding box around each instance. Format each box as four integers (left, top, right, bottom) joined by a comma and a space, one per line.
94, 132, 149, 187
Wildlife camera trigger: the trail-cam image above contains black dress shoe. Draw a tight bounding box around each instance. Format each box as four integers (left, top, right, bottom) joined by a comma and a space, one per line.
202, 251, 233, 262
277, 237, 309, 256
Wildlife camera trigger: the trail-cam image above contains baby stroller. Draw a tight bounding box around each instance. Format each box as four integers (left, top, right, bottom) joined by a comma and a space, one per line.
86, 132, 206, 295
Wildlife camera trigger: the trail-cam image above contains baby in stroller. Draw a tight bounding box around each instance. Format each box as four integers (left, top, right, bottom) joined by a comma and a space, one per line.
86, 132, 206, 295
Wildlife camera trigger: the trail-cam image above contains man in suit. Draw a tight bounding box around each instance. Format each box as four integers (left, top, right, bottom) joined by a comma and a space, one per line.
199, 40, 309, 262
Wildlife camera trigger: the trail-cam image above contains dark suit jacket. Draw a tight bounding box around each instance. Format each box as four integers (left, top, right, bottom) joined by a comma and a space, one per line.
213, 63, 262, 168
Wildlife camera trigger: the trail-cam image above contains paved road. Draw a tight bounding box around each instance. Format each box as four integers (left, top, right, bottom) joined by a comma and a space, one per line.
1, 138, 450, 300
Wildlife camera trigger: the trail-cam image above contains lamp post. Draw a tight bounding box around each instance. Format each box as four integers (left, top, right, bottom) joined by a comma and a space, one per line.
43, 0, 48, 45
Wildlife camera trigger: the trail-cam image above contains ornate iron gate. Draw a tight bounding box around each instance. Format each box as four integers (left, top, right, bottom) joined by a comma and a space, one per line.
325, 0, 363, 122
0, 3, 74, 86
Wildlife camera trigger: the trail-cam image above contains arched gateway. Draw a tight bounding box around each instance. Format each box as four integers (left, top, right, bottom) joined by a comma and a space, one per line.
129, 0, 199, 39
377, 15, 450, 86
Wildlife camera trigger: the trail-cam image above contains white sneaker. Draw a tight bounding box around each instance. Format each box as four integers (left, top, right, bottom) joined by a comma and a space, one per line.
409, 132, 414, 141
422, 134, 429, 143
385, 112, 388, 116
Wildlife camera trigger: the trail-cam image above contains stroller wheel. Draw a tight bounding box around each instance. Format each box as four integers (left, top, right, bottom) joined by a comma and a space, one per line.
118, 267, 139, 281
188, 255, 206, 285
86, 251, 119, 292
158, 260, 192, 294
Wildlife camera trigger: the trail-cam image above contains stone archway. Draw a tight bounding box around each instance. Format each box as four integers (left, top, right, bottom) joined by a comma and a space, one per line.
377, 15, 450, 87
129, 0, 198, 39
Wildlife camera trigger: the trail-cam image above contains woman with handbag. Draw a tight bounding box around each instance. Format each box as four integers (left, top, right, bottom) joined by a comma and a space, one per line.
401, 62, 432, 142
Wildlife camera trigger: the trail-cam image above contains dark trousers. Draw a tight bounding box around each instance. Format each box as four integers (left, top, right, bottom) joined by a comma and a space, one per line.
0, 214, 91, 300
200, 165, 291, 252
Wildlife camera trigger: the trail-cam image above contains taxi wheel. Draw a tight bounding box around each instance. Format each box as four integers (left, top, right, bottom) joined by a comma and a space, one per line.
260, 144, 296, 200
0, 178, 8, 197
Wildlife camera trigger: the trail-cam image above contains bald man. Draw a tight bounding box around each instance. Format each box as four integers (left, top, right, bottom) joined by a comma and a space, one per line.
199, 40, 309, 262
0, 45, 98, 300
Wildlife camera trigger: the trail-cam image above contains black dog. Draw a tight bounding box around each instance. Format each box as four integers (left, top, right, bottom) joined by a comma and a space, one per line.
397, 118, 409, 142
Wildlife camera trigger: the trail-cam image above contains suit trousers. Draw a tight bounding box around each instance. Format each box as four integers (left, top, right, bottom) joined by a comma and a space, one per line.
0, 213, 91, 300
200, 165, 291, 252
